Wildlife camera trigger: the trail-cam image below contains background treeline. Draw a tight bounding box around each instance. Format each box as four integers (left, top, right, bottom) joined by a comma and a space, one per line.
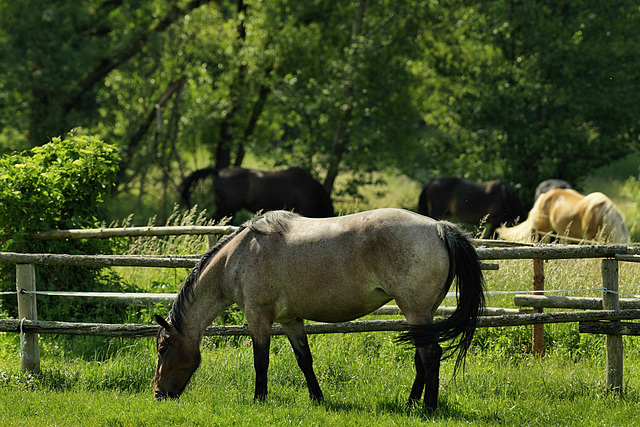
1, 0, 639, 222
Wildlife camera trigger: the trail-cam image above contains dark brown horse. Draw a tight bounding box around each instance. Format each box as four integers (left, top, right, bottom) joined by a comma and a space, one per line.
153, 209, 485, 411
418, 178, 527, 238
180, 167, 334, 220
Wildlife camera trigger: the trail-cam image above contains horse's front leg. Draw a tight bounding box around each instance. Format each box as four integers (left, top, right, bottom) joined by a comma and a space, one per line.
281, 320, 323, 402
247, 312, 273, 401
251, 335, 271, 401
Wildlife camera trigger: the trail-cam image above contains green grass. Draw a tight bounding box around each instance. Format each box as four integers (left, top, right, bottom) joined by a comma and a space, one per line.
2, 329, 640, 426
3, 157, 640, 425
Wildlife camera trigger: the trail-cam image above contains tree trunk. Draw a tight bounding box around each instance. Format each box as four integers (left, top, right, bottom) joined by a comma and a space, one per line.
322, 0, 366, 194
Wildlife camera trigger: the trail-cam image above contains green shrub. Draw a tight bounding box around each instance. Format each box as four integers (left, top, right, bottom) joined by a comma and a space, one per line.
0, 131, 129, 322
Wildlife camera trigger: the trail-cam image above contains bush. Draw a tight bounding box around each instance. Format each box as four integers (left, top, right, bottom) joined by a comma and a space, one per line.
0, 131, 129, 321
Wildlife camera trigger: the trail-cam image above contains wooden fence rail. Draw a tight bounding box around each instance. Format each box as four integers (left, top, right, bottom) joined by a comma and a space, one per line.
514, 295, 640, 310
29, 225, 238, 240
0, 252, 200, 268
3, 309, 640, 338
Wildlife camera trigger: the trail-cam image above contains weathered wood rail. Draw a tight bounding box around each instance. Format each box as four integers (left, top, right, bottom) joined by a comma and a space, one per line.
29, 225, 238, 240
3, 309, 640, 337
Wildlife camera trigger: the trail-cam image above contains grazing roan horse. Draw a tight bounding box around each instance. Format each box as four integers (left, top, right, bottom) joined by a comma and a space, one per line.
418, 177, 527, 238
534, 179, 572, 201
498, 188, 629, 243
180, 166, 334, 220
153, 208, 485, 411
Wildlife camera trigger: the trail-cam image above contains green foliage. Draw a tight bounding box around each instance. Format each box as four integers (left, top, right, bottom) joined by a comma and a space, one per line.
2, 0, 639, 219
413, 1, 640, 199
0, 132, 127, 322
0, 131, 119, 239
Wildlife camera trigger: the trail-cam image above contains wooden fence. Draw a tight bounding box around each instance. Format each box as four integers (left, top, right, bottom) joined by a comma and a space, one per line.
2, 226, 640, 394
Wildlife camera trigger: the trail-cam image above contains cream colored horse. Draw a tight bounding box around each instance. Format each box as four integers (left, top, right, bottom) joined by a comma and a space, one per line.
498, 188, 628, 243
153, 209, 485, 412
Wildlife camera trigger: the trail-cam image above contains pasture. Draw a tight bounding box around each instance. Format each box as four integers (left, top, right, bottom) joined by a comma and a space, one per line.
3, 158, 640, 425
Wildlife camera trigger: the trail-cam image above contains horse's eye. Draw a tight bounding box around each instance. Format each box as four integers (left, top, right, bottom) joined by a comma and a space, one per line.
158, 340, 170, 356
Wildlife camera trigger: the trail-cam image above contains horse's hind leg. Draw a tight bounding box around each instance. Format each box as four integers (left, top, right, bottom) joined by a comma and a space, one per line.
408, 349, 426, 404
281, 320, 324, 402
408, 343, 443, 411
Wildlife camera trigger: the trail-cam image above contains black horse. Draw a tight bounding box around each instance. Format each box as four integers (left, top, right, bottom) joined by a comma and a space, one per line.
418, 177, 527, 238
180, 167, 334, 220
534, 179, 572, 201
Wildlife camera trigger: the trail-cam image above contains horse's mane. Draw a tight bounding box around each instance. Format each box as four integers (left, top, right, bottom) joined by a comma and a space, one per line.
245, 210, 299, 234
168, 210, 300, 333
168, 225, 244, 333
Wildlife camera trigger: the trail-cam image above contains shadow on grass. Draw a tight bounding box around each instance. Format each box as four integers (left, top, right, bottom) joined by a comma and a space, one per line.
285, 394, 506, 424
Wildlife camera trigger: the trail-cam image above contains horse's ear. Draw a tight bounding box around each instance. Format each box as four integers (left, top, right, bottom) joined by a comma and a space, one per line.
155, 314, 171, 330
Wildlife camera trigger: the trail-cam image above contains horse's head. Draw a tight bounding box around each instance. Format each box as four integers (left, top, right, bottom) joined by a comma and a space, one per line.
153, 314, 201, 400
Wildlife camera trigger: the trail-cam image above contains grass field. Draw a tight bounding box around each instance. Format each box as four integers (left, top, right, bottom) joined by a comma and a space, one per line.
2, 324, 640, 426
3, 156, 640, 425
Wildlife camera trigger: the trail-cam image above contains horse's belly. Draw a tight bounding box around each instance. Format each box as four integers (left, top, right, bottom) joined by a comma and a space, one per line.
275, 291, 392, 323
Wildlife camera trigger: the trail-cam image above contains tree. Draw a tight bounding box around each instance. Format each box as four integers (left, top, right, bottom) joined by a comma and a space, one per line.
3, 0, 638, 221
412, 0, 640, 201
0, 0, 216, 148
251, 0, 430, 195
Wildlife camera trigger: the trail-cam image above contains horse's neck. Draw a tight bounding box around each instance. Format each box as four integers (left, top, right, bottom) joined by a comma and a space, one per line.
180, 266, 231, 338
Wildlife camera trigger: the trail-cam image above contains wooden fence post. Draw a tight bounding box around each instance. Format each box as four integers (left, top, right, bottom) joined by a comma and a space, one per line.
532, 258, 544, 356
16, 264, 40, 373
207, 235, 219, 250
602, 258, 622, 393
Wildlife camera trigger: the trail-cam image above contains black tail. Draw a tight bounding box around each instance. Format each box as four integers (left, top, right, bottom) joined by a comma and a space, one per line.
398, 221, 485, 374
179, 167, 218, 208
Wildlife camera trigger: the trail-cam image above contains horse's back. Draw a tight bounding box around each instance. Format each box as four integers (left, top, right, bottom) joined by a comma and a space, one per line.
245, 167, 333, 217
225, 209, 452, 323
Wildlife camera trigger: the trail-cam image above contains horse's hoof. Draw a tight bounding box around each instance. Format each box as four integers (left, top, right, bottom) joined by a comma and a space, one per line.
310, 393, 324, 404
406, 398, 420, 408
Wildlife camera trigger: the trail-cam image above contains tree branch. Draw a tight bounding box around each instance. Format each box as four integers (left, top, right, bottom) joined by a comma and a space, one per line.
64, 0, 217, 117
115, 75, 188, 188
